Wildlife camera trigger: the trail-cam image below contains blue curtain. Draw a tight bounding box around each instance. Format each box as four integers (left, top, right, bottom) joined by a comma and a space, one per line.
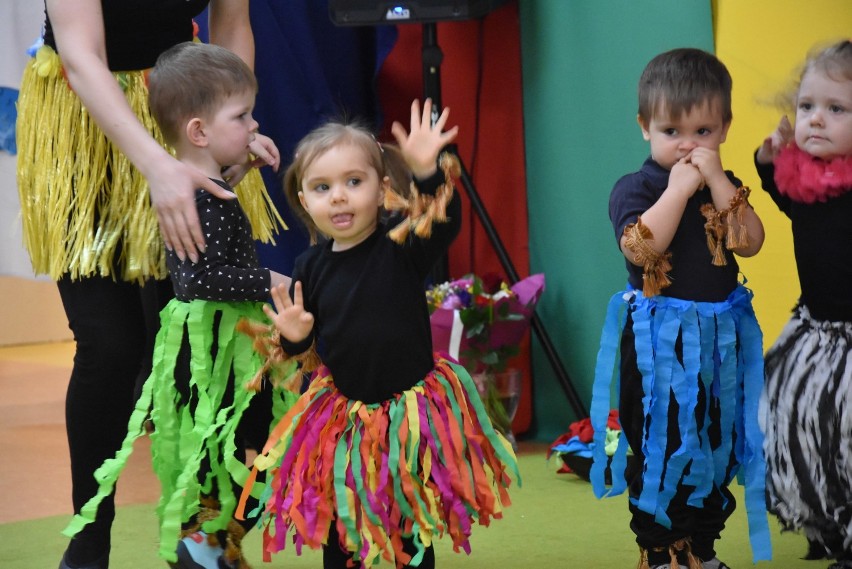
199, 1, 398, 274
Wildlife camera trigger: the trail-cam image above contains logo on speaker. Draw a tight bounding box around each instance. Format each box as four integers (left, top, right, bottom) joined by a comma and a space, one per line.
385, 6, 411, 20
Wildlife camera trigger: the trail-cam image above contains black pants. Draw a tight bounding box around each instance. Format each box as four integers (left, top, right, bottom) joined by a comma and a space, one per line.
619, 319, 736, 564
172, 322, 273, 531
323, 522, 435, 569
57, 275, 173, 563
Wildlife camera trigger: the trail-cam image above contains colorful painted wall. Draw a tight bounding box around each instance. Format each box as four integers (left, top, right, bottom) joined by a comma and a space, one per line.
521, 0, 850, 440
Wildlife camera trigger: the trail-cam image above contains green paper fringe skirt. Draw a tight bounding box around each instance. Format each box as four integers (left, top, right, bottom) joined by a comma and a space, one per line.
62, 298, 297, 562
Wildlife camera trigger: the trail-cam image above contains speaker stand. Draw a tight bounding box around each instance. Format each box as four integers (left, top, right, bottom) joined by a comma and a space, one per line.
420, 22, 587, 420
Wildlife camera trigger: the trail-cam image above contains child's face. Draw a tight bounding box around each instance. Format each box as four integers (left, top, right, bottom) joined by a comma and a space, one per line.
638, 100, 730, 170
795, 69, 852, 160
203, 90, 258, 169
298, 143, 385, 252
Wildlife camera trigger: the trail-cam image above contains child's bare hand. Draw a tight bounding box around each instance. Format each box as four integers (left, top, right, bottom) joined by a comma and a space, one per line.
248, 133, 282, 171
390, 98, 459, 179
263, 281, 314, 343
221, 133, 281, 185
687, 147, 726, 188
669, 159, 704, 198
756, 116, 793, 164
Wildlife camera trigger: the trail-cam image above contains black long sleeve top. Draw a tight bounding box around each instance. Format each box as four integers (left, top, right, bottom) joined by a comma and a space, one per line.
284, 170, 460, 404
755, 155, 852, 322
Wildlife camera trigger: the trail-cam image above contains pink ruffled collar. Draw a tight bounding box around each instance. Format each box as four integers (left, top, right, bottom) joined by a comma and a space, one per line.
774, 144, 852, 203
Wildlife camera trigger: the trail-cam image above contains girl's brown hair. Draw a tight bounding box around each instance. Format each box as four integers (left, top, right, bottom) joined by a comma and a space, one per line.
283, 122, 412, 243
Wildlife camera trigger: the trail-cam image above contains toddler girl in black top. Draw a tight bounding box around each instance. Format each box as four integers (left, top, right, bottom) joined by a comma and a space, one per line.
755, 39, 852, 569
237, 100, 519, 569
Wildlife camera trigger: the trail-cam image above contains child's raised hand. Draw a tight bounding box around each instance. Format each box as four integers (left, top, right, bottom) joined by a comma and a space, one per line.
390, 98, 459, 179
756, 116, 793, 164
263, 281, 314, 343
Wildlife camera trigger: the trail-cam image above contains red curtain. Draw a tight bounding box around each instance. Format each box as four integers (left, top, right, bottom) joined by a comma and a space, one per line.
377, 1, 532, 433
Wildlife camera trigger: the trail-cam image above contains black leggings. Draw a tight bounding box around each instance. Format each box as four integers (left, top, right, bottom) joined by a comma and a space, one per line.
172, 324, 273, 531
323, 522, 435, 569
619, 319, 736, 564
57, 275, 173, 563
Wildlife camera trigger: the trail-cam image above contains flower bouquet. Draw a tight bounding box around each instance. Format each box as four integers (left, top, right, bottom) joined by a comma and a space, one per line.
426, 273, 545, 445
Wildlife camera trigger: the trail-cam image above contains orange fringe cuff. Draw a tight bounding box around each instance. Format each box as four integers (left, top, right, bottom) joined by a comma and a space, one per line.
637, 538, 702, 569
700, 186, 751, 266
235, 318, 321, 392
385, 153, 461, 244
623, 217, 672, 297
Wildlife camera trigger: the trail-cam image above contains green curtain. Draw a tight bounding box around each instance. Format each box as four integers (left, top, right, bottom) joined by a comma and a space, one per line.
519, 0, 714, 440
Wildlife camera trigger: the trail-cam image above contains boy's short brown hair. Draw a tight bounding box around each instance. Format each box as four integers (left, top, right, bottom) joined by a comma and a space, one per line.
637, 48, 733, 124
148, 42, 258, 146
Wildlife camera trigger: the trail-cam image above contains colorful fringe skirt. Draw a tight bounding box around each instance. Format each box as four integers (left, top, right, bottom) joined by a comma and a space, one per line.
15, 45, 282, 283
239, 357, 519, 567
589, 284, 771, 562
760, 303, 852, 556
62, 299, 297, 563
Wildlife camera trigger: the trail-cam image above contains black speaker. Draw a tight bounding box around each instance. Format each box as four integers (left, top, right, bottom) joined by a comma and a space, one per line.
329, 0, 509, 25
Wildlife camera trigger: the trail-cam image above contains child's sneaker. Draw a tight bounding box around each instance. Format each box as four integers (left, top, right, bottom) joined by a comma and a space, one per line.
168, 531, 238, 569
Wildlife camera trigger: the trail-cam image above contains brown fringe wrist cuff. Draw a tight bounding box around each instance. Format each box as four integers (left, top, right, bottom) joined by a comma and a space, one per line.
700, 186, 751, 266
236, 318, 321, 392
637, 538, 702, 569
725, 186, 751, 249
385, 152, 461, 243
623, 217, 672, 297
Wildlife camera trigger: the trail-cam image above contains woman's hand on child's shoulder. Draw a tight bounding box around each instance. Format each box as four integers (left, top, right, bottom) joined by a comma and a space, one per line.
391, 98, 459, 179
756, 116, 793, 165
264, 281, 314, 343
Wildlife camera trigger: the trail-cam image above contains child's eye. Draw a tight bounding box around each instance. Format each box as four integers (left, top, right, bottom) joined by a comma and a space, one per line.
798, 102, 813, 111
829, 104, 846, 114
313, 183, 330, 192
347, 177, 362, 187
663, 128, 677, 136
697, 128, 711, 136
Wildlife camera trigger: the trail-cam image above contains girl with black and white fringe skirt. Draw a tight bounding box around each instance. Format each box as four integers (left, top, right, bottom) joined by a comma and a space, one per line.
754, 38, 852, 569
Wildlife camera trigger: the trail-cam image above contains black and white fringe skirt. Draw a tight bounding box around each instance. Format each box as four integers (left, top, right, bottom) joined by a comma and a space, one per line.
760, 303, 852, 556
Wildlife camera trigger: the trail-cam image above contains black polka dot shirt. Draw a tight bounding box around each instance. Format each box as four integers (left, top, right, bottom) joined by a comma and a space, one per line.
165, 180, 271, 302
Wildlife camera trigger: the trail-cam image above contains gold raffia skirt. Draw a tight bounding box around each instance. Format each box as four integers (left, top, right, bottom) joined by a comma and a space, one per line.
15, 45, 283, 283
